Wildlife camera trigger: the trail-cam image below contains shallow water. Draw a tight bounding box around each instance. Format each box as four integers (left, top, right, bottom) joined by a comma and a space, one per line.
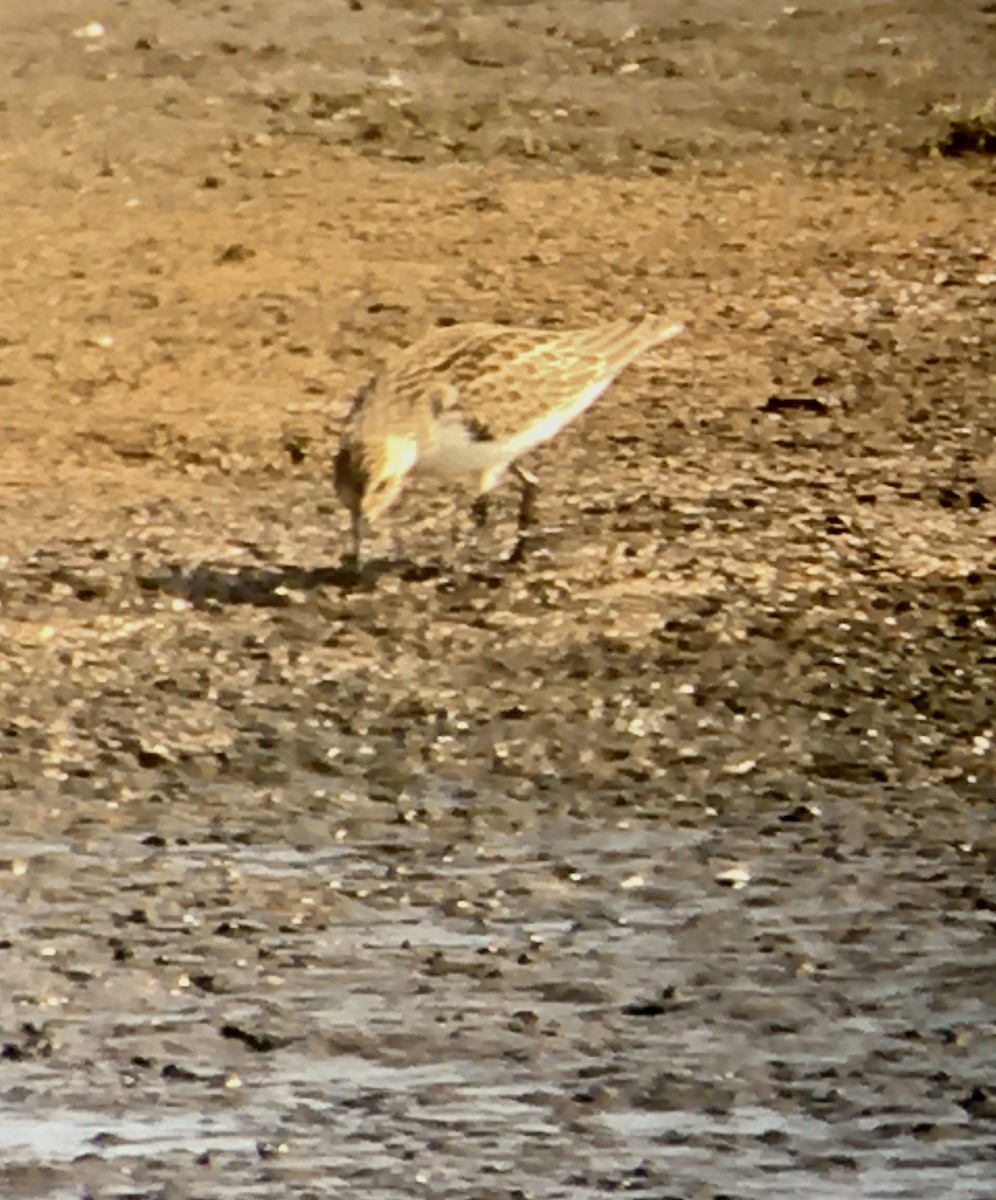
2, 815, 993, 1198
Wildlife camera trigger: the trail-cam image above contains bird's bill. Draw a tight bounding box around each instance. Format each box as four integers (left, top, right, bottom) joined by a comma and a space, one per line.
348, 508, 363, 567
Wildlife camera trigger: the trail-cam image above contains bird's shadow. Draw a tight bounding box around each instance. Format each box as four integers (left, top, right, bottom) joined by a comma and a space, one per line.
135, 555, 443, 606
133, 525, 543, 607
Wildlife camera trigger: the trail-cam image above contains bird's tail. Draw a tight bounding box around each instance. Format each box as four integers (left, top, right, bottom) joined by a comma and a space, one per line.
581, 313, 685, 370
645, 315, 686, 346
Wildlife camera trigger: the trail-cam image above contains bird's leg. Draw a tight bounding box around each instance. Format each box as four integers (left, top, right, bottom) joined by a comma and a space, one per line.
507, 464, 540, 563
449, 493, 488, 554
513, 464, 539, 530
471, 494, 490, 528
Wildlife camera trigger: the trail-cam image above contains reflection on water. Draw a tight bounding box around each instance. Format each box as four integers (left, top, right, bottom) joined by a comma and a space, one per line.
0, 1107, 249, 1160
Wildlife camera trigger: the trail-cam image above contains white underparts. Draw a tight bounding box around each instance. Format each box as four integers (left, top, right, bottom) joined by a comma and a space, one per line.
416, 374, 616, 492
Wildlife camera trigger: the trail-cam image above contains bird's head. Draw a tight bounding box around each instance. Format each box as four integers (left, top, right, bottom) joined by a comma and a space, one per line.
333, 433, 418, 524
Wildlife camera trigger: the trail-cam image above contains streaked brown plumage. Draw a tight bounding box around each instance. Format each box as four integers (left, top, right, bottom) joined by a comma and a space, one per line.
334, 314, 684, 562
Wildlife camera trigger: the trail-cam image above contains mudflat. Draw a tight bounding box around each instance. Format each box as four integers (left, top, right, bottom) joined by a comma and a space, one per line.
0, 2, 994, 1196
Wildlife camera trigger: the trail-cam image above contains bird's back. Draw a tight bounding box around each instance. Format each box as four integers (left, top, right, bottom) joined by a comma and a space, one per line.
347, 315, 682, 447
